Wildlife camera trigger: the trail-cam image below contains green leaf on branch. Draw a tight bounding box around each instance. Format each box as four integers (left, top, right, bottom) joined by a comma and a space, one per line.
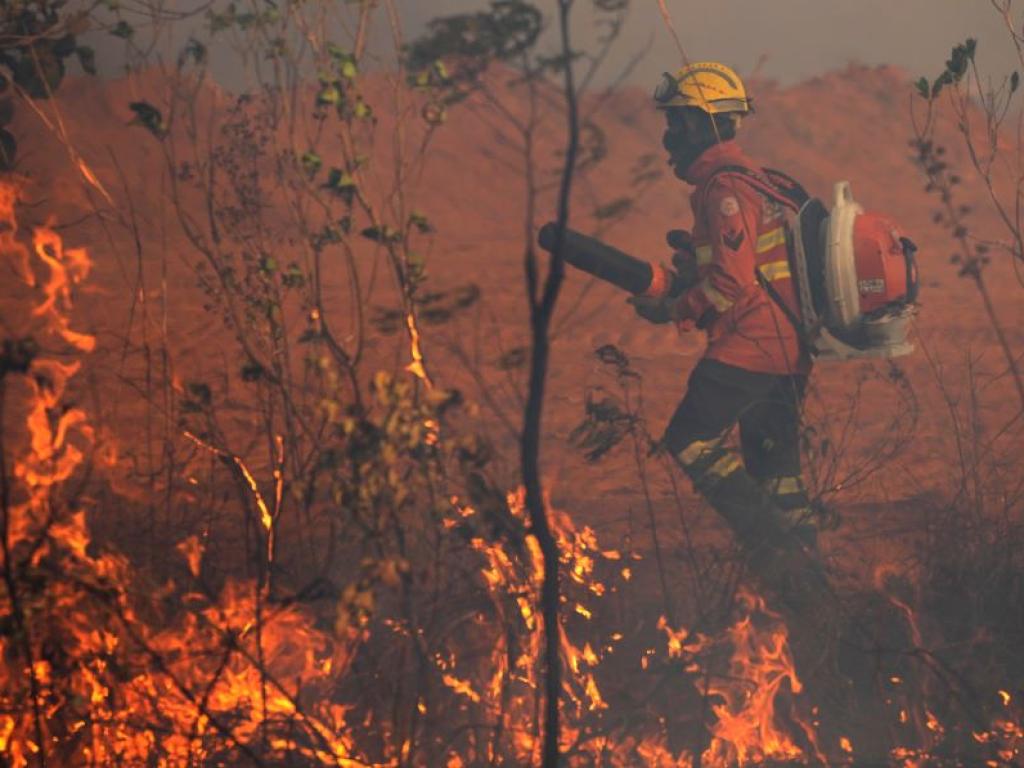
110, 20, 134, 39
241, 361, 264, 382
407, 251, 426, 282
316, 82, 341, 106
324, 168, 357, 200
338, 56, 358, 80
128, 101, 167, 138
179, 38, 207, 68
76, 46, 97, 75
353, 99, 373, 120
568, 391, 637, 462
282, 264, 305, 288
915, 77, 930, 99
312, 225, 341, 250
408, 0, 542, 67
931, 71, 953, 98
13, 48, 65, 98
409, 211, 433, 234
405, 0, 542, 90
942, 38, 976, 86
361, 225, 401, 244
54, 35, 77, 58
301, 151, 322, 177
411, 60, 452, 91
327, 44, 359, 79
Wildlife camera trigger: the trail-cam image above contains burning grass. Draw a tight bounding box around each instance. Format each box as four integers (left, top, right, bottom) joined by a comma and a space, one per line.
1, 174, 1023, 767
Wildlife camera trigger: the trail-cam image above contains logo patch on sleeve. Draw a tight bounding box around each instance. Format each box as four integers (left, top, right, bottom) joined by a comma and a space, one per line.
722, 230, 745, 251
719, 196, 740, 216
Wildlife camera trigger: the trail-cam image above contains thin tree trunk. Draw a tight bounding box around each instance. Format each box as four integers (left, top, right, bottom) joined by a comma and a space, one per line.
520, 2, 579, 765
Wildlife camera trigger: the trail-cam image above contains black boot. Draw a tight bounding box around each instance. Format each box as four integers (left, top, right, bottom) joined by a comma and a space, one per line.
675, 439, 829, 610
760, 475, 822, 551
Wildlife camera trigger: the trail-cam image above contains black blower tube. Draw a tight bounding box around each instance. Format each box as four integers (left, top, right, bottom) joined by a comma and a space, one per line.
537, 222, 655, 296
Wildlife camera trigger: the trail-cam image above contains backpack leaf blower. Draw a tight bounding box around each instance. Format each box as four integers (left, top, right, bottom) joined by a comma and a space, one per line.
536, 223, 695, 298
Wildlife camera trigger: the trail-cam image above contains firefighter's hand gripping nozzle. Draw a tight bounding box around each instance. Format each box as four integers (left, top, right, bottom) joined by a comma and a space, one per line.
536, 223, 697, 300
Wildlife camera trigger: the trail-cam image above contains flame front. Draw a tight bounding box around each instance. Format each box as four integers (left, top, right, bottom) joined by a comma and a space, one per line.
696, 588, 823, 767
2, 175, 1015, 767
0, 178, 368, 767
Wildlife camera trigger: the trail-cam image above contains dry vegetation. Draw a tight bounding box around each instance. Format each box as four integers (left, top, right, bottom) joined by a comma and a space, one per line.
1, 1, 1024, 766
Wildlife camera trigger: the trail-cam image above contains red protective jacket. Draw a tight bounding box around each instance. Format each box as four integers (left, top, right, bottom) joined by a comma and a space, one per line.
673, 141, 810, 376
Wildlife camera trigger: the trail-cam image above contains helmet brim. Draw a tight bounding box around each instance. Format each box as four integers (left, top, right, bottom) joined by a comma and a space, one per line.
656, 97, 752, 115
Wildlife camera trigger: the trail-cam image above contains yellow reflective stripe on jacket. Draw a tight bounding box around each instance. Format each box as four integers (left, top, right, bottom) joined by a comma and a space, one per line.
756, 226, 786, 253
758, 259, 791, 282
696, 225, 782, 264
699, 278, 733, 311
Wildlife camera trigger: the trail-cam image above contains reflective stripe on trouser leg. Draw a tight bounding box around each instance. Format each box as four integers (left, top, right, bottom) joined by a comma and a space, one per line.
675, 437, 790, 549
677, 438, 742, 494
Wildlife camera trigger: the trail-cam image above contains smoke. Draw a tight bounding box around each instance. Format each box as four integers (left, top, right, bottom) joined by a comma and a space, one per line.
406, 0, 1018, 87
80, 1, 1019, 90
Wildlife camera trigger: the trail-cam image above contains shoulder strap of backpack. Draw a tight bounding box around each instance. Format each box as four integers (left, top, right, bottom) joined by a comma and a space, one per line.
755, 267, 814, 353
762, 168, 810, 208
700, 163, 814, 353
701, 164, 809, 212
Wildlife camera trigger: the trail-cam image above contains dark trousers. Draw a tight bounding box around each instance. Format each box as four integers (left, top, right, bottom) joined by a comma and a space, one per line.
661, 359, 807, 481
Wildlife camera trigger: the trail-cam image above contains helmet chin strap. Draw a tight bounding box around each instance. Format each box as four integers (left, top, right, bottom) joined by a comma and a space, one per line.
664, 131, 717, 179
662, 108, 741, 179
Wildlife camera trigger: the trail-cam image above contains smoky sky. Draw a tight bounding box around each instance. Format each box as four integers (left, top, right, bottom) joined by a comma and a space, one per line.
405, 0, 1018, 87
83, 1, 1019, 90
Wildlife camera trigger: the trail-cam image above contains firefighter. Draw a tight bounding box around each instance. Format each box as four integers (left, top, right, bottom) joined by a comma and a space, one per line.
629, 61, 826, 548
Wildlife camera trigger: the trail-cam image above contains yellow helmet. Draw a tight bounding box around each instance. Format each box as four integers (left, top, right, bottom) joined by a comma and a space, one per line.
653, 61, 751, 115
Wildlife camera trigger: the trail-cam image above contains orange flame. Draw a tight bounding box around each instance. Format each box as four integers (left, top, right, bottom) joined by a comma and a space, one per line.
660, 588, 824, 767
0, 178, 373, 767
